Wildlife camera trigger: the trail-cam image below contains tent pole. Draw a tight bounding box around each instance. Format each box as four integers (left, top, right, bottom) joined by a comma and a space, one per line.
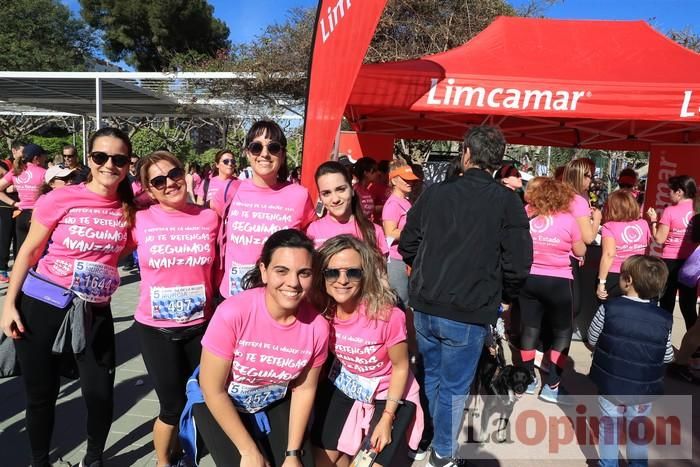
95, 77, 102, 130
331, 123, 341, 161
81, 116, 87, 163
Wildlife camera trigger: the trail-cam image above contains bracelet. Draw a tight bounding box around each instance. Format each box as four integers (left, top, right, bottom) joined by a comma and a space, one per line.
284, 449, 304, 457
386, 396, 404, 405
598, 279, 606, 284
382, 410, 396, 421
651, 221, 658, 224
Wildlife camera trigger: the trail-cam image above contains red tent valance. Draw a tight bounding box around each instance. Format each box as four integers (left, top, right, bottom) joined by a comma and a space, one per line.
345, 16, 700, 150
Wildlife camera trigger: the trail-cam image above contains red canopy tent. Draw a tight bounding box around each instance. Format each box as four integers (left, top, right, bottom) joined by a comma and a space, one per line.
345, 16, 700, 151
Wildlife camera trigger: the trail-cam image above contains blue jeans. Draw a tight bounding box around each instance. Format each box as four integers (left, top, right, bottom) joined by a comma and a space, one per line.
413, 310, 487, 458
598, 396, 652, 467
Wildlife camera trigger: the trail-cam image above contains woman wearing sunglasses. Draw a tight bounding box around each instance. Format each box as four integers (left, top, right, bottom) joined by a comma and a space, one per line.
0, 128, 135, 467
132, 151, 219, 467
310, 235, 423, 467
0, 143, 48, 251
196, 149, 237, 208
382, 160, 419, 309
307, 161, 388, 255
193, 229, 329, 467
211, 120, 315, 298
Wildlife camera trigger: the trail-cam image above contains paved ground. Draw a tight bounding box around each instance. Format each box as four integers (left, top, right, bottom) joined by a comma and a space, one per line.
0, 266, 698, 466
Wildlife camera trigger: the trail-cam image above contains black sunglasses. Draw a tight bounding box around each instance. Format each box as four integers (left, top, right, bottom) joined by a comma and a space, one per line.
247, 141, 283, 156
323, 268, 363, 282
220, 159, 235, 166
89, 151, 130, 168
149, 167, 185, 191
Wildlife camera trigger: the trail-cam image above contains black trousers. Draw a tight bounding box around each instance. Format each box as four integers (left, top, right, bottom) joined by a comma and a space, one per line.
13, 294, 116, 467
0, 205, 16, 270
136, 322, 204, 426
15, 208, 32, 253
193, 396, 315, 467
660, 258, 698, 330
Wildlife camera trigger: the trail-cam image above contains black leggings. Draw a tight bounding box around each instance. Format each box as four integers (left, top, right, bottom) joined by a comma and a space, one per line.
13, 294, 115, 467
518, 275, 574, 385
193, 397, 315, 467
660, 258, 698, 330
15, 208, 32, 253
136, 322, 205, 426
0, 205, 16, 270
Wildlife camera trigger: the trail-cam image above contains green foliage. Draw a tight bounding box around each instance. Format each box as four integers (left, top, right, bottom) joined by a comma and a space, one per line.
26, 135, 83, 160
0, 0, 94, 71
80, 0, 231, 71
131, 128, 193, 160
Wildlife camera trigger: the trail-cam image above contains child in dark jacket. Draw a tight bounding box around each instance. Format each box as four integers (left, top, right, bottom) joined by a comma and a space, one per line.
588, 255, 672, 467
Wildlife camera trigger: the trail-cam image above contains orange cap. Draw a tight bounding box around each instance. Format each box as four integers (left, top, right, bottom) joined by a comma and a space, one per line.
389, 165, 419, 181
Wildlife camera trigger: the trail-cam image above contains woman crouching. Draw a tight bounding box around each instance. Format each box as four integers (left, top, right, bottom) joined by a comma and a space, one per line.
311, 234, 423, 466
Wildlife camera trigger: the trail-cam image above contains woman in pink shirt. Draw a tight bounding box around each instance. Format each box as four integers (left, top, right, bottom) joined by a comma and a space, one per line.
195, 149, 236, 208
194, 229, 329, 466
519, 178, 587, 403
382, 160, 419, 308
597, 190, 651, 301
132, 151, 219, 467
0, 143, 48, 251
353, 157, 379, 222
310, 234, 423, 466
647, 175, 699, 329
0, 128, 135, 467
307, 160, 388, 254
212, 121, 315, 299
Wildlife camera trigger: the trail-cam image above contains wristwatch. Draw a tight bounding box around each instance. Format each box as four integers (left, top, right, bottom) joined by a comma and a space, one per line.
285, 449, 304, 457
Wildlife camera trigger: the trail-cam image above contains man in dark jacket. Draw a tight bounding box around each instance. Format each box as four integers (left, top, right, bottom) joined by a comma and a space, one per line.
399, 125, 532, 467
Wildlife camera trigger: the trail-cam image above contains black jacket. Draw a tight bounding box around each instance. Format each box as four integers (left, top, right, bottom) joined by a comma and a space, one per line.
399, 168, 532, 325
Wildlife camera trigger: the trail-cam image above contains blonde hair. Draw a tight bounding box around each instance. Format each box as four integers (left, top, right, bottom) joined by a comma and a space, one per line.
312, 234, 395, 320
562, 158, 595, 194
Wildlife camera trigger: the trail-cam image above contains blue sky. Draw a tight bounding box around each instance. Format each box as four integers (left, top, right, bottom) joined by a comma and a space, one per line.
63, 0, 698, 45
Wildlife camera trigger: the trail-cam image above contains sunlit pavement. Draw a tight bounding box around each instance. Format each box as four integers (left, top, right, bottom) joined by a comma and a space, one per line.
0, 267, 697, 466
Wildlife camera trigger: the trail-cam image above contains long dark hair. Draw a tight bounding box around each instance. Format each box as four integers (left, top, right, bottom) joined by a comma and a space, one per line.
668, 175, 697, 200
245, 120, 289, 183
86, 127, 136, 226
241, 229, 315, 290
315, 161, 379, 253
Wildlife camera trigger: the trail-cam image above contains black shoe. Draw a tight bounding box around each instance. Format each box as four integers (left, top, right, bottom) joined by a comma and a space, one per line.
668, 363, 698, 383
427, 449, 472, 467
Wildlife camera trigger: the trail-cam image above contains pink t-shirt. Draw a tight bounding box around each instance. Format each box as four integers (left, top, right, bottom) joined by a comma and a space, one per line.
306, 215, 389, 255
529, 211, 582, 279
353, 183, 375, 222
3, 163, 47, 209
382, 194, 412, 260
33, 184, 129, 302
214, 179, 315, 297
132, 204, 219, 328
330, 305, 406, 394
601, 219, 651, 273
192, 173, 202, 193
195, 175, 234, 204
569, 193, 591, 219
659, 199, 696, 259
201, 288, 329, 411
131, 180, 155, 209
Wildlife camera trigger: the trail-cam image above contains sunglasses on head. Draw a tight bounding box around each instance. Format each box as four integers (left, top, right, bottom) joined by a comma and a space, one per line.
220, 158, 235, 166
247, 141, 283, 156
149, 167, 185, 191
323, 268, 363, 282
89, 151, 130, 168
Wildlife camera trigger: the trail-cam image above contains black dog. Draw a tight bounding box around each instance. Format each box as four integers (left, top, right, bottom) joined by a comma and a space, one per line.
473, 337, 531, 443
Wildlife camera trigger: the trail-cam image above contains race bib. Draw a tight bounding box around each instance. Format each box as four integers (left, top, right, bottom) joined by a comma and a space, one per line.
329, 359, 380, 403
71, 260, 119, 303
227, 380, 288, 413
229, 263, 254, 297
150, 284, 206, 323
